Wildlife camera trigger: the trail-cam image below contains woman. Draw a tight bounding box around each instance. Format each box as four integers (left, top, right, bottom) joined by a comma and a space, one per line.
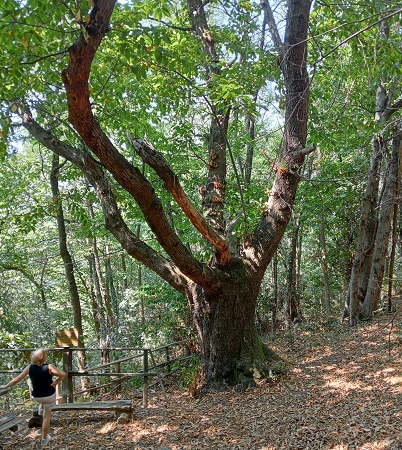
0, 348, 65, 448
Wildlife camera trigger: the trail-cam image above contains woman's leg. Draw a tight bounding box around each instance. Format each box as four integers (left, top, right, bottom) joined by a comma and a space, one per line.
42, 406, 52, 438
33, 393, 56, 438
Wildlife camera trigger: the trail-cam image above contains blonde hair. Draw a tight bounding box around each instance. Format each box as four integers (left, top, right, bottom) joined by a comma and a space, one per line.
31, 349, 48, 366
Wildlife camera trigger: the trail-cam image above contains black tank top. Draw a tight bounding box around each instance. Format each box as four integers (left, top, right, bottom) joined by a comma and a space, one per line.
29, 364, 55, 398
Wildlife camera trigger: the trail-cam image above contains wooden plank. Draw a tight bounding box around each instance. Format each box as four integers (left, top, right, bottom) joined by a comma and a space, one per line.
0, 415, 23, 433
68, 371, 156, 376
52, 400, 132, 412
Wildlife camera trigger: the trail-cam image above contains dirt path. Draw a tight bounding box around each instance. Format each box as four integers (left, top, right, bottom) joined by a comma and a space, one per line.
1, 312, 402, 449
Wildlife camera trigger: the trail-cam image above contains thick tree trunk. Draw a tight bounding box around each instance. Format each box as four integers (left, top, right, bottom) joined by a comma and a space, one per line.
187, 259, 280, 388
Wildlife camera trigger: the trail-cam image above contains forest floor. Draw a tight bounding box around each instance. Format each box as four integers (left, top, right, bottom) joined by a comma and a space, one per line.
2, 305, 402, 450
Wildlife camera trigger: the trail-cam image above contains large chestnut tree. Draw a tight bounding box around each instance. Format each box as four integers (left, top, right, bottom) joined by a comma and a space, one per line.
0, 0, 313, 387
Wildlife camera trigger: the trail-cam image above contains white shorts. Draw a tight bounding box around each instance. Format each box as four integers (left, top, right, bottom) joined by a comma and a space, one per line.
33, 392, 56, 411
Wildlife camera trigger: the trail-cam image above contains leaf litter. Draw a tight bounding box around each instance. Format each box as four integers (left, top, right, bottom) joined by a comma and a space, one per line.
1, 306, 402, 449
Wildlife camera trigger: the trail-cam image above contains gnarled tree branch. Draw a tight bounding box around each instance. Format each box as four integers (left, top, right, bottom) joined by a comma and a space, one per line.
60, 0, 228, 290
127, 134, 231, 265
19, 107, 192, 294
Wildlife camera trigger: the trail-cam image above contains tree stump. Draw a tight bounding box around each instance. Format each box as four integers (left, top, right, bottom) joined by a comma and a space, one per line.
116, 412, 130, 424
28, 407, 43, 428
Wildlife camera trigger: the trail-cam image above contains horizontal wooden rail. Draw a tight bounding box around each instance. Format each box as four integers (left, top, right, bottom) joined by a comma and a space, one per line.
73, 376, 132, 396
151, 354, 193, 370
84, 354, 143, 372
68, 371, 157, 377
0, 340, 198, 409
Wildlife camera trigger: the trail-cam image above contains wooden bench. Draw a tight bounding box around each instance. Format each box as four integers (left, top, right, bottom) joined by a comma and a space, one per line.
29, 400, 132, 427
0, 414, 23, 433
52, 399, 132, 415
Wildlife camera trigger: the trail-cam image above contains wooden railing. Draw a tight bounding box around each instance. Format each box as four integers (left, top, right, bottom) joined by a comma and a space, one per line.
0, 340, 196, 408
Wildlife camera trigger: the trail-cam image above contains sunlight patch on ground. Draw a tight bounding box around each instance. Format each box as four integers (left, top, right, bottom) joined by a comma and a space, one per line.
156, 423, 171, 432
328, 442, 393, 450
99, 422, 116, 434
325, 378, 364, 391
374, 367, 402, 392
383, 374, 402, 386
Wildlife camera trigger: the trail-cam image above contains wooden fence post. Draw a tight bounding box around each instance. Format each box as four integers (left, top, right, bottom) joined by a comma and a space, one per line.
143, 349, 148, 408
62, 347, 73, 403
116, 361, 121, 392
165, 346, 171, 373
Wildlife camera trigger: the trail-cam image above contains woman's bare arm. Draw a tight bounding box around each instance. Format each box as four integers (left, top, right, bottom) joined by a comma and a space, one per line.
0, 365, 30, 389
48, 364, 66, 387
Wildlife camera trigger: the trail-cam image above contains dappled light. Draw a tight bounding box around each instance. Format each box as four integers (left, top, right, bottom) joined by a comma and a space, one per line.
2, 312, 402, 449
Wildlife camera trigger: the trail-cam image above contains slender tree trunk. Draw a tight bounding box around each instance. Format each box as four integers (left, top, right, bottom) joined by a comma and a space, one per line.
88, 203, 115, 336
319, 219, 331, 315
105, 239, 119, 328
399, 198, 402, 259
244, 115, 255, 186
363, 130, 402, 317
244, 4, 267, 185
285, 221, 301, 327
271, 251, 278, 338
92, 239, 112, 363
50, 154, 88, 387
296, 228, 302, 295
86, 244, 102, 343
345, 133, 384, 325
357, 139, 383, 299
121, 252, 128, 290
388, 131, 401, 312
136, 224, 145, 326
387, 196, 399, 312
138, 265, 145, 326
188, 0, 230, 234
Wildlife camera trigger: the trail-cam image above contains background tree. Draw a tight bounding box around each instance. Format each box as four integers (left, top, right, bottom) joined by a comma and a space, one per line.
308, 1, 402, 324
